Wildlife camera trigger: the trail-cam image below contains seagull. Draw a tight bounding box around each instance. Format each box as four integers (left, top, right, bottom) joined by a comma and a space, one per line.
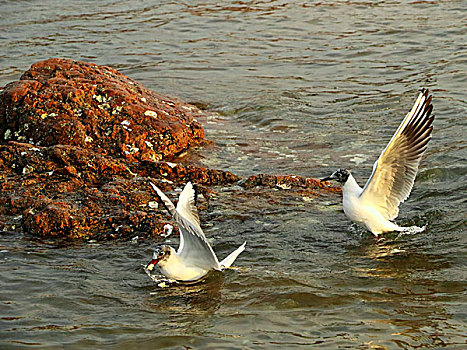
145, 182, 246, 282
321, 89, 434, 236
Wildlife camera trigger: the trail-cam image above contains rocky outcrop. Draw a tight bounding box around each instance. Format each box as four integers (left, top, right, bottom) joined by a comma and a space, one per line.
0, 58, 205, 162
242, 173, 340, 193
0, 142, 240, 239
0, 59, 338, 240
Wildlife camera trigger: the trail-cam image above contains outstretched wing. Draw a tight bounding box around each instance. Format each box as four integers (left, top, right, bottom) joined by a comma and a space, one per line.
176, 181, 201, 233
150, 182, 176, 216
150, 182, 221, 270
360, 89, 434, 220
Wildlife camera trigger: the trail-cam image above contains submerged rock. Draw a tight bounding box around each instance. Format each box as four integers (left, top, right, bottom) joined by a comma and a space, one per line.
0, 59, 338, 239
242, 173, 340, 194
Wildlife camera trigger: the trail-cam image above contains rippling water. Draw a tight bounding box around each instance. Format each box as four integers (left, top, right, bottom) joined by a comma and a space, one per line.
1, 1, 466, 348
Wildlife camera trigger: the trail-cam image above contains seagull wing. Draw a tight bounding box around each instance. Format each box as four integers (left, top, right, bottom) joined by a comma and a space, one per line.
150, 182, 184, 250
150, 182, 221, 270
176, 181, 201, 232
359, 89, 434, 220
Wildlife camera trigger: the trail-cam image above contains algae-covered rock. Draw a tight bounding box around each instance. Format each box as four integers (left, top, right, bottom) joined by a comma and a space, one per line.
0, 58, 205, 162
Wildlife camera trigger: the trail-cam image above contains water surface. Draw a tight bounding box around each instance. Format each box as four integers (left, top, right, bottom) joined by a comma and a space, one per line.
1, 1, 466, 348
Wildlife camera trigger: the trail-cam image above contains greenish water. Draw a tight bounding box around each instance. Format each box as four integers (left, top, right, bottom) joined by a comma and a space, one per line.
1, 1, 466, 348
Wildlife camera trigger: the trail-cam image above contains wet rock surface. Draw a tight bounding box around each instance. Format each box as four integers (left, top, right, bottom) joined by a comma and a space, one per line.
0, 59, 339, 239
0, 58, 205, 162
242, 173, 340, 194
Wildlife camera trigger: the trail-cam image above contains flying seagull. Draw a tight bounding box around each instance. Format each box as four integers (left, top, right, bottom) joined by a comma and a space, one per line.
321, 89, 434, 236
145, 182, 246, 282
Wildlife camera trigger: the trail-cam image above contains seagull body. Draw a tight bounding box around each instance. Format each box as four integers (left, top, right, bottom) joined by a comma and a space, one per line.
322, 89, 434, 236
340, 172, 404, 234
155, 246, 210, 282
145, 182, 246, 282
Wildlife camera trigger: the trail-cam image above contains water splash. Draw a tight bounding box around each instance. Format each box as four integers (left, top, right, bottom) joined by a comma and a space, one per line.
144, 265, 176, 288
395, 225, 426, 239
402, 225, 426, 234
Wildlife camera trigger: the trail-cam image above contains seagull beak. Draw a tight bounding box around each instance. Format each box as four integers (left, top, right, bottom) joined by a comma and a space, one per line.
320, 175, 334, 182
145, 258, 160, 271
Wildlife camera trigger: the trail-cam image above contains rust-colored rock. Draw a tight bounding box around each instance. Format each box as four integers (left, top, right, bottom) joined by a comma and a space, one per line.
0, 58, 205, 162
0, 142, 238, 239
137, 161, 241, 186
0, 59, 339, 240
242, 173, 341, 194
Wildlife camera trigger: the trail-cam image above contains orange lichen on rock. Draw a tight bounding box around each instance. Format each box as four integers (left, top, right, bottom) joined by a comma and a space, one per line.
0, 142, 240, 239
138, 161, 241, 186
242, 173, 341, 193
0, 58, 205, 162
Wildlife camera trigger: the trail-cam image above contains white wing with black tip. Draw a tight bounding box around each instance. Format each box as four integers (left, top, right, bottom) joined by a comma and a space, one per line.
360, 89, 434, 220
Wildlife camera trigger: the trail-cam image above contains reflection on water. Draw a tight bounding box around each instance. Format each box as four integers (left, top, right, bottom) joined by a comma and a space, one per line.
349, 238, 465, 349
1, 0, 466, 348
144, 272, 224, 316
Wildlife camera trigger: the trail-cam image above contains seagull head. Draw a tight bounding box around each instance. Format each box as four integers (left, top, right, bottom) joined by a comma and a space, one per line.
145, 245, 174, 271
321, 168, 351, 184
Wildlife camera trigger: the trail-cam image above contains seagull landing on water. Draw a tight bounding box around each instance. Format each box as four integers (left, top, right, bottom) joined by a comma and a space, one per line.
145, 182, 246, 282
321, 89, 434, 236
